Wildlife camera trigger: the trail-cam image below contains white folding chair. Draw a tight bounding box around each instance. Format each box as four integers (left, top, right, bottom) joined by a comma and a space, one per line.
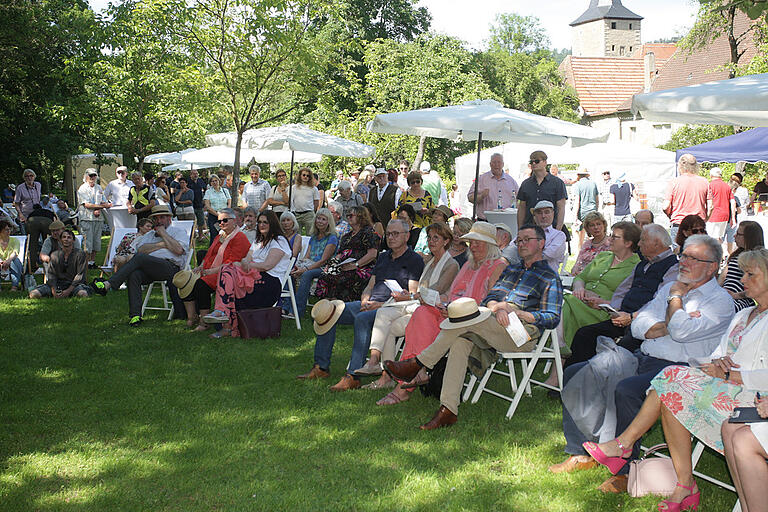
278, 257, 301, 329
462, 328, 563, 419
141, 220, 195, 320
2, 235, 27, 287
300, 235, 311, 261
99, 228, 137, 276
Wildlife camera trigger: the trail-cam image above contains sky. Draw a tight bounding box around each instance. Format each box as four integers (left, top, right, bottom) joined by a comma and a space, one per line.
415, 0, 699, 50
87, 0, 700, 51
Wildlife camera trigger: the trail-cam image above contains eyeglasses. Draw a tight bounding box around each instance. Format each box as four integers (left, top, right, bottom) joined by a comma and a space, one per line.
515, 237, 542, 245
689, 228, 706, 234
680, 253, 715, 264
427, 235, 445, 242
346, 213, 356, 218
735, 231, 745, 237
219, 218, 233, 223
386, 231, 406, 238
602, 172, 610, 175
409, 180, 422, 185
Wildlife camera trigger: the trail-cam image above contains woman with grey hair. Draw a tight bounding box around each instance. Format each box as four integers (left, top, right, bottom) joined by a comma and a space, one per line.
279, 211, 303, 260
12, 168, 42, 235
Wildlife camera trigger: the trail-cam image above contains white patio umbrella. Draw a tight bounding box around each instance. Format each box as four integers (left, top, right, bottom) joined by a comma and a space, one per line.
631, 73, 768, 127
182, 145, 322, 167
143, 148, 198, 165
367, 99, 609, 219
162, 163, 218, 172
206, 124, 376, 204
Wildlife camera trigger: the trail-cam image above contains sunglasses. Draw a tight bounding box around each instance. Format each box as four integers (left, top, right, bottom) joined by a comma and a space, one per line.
219, 218, 234, 223
529, 159, 542, 165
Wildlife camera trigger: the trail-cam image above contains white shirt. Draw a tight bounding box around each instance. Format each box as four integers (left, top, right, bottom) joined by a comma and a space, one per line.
250, 237, 291, 279
376, 182, 402, 205
290, 185, 320, 212
632, 279, 734, 363
136, 225, 189, 268
77, 183, 105, 221
104, 179, 134, 208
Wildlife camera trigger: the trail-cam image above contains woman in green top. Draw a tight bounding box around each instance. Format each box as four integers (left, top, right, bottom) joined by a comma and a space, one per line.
560, 221, 642, 347
0, 219, 22, 291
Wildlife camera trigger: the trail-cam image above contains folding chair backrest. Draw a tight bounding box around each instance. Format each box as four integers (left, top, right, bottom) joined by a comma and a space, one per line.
75, 234, 84, 249
300, 235, 311, 261
9, 235, 27, 273
171, 219, 196, 269
278, 257, 296, 287
102, 228, 137, 269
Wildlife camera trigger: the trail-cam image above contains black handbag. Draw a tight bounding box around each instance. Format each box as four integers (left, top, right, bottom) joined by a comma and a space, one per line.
237, 307, 282, 339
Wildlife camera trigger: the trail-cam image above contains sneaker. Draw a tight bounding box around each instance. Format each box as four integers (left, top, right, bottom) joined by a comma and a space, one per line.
203, 310, 229, 324
128, 316, 143, 327
91, 278, 108, 296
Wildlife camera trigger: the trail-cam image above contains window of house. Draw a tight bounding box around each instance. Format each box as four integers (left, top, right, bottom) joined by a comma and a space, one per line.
629, 23, 632, 29
612, 45, 616, 51
653, 124, 672, 145
629, 126, 637, 143
611, 22, 617, 29
619, 46, 625, 56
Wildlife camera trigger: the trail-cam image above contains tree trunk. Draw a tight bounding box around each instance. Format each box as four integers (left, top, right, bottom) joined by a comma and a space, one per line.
231, 131, 243, 207
727, 6, 738, 78
412, 135, 427, 172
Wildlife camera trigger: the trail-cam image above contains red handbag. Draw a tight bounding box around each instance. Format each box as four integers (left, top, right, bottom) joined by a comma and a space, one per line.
237, 307, 282, 339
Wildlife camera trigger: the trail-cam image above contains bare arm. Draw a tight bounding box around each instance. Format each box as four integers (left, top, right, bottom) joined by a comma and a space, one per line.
555, 198, 566, 231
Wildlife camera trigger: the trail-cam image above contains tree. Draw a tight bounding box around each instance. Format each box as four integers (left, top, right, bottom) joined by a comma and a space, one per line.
486, 13, 550, 56
699, 0, 768, 23
170, 0, 332, 204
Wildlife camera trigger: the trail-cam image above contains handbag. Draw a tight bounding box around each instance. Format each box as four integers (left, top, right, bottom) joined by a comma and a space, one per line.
627, 443, 678, 498
237, 307, 282, 339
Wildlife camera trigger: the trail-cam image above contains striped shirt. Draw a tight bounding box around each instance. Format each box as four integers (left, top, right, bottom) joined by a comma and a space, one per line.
482, 259, 563, 330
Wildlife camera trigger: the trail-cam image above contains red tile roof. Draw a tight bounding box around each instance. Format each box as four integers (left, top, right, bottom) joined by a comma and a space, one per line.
560, 56, 645, 116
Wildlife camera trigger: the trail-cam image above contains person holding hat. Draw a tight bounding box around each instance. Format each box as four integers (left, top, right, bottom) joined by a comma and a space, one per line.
506, 201, 567, 272
517, 150, 567, 230
384, 223, 563, 429
297, 218, 424, 388
91, 205, 188, 327
369, 168, 401, 226
126, 171, 156, 223
573, 169, 599, 250
180, 208, 250, 331
78, 168, 112, 267
467, 153, 519, 221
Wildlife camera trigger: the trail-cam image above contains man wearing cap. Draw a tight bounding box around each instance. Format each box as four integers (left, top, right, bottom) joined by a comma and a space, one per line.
242, 164, 271, 212
517, 151, 567, 230
506, 201, 566, 272
574, 169, 599, 249
495, 223, 513, 251
662, 154, 708, 241
369, 168, 402, 225
610, 172, 636, 223
78, 168, 111, 267
705, 167, 735, 243
91, 205, 188, 327
385, 223, 563, 429
420, 161, 449, 207
297, 218, 424, 388
39, 220, 81, 271
334, 180, 364, 218
29, 229, 93, 299
126, 171, 156, 222
104, 165, 135, 230
467, 153, 519, 221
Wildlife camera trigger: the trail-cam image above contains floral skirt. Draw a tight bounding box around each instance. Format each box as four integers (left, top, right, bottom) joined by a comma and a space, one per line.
651, 365, 756, 453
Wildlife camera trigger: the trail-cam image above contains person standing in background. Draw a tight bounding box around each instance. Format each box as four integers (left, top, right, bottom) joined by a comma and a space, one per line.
663, 154, 708, 241
610, 172, 636, 223
573, 169, 599, 250
420, 161, 449, 206
104, 166, 135, 230
13, 168, 42, 236
517, 151, 567, 230
188, 168, 207, 240
78, 168, 111, 268
290, 167, 320, 235
706, 167, 735, 244
467, 153, 519, 222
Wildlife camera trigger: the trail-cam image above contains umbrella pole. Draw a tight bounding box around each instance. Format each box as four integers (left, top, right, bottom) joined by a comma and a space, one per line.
472, 132, 483, 221
288, 150, 295, 210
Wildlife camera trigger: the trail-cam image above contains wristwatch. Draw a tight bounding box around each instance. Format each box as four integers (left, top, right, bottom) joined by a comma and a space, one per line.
666, 294, 683, 304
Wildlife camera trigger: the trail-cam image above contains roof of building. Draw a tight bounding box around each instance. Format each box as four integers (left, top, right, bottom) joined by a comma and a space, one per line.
560, 56, 645, 116
570, 0, 643, 27
632, 43, 677, 63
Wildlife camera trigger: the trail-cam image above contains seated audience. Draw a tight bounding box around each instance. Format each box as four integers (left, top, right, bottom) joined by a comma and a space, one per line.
204, 210, 291, 337
362, 202, 385, 239
40, 220, 81, 267
335, 180, 364, 218
292, 208, 339, 319
633, 209, 653, 227
328, 200, 350, 239
674, 214, 706, 253
584, 247, 768, 510
569, 211, 611, 275
505, 201, 567, 272
297, 218, 424, 388
368, 221, 506, 405
395, 204, 421, 249
241, 206, 258, 243
182, 208, 250, 331
354, 222, 460, 386
415, 205, 453, 254
550, 235, 733, 494
111, 218, 153, 272
91, 205, 188, 326
29, 229, 92, 298
315, 205, 380, 302
718, 220, 763, 311
0, 219, 22, 291
385, 224, 562, 429
566, 224, 678, 367
559, 222, 641, 349
280, 211, 303, 260
495, 223, 514, 253
449, 217, 472, 267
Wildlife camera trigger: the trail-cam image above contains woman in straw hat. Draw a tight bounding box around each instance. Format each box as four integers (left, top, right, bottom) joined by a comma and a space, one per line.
370, 221, 507, 405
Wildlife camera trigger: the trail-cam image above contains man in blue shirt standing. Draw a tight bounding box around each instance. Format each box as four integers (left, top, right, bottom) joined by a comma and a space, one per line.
574, 169, 599, 250
385, 223, 563, 430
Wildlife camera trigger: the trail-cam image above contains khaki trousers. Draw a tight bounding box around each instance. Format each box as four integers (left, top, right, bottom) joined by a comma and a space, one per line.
417, 314, 538, 415
369, 303, 419, 362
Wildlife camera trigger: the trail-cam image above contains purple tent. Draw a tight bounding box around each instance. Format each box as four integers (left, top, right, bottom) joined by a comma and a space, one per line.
676, 128, 768, 163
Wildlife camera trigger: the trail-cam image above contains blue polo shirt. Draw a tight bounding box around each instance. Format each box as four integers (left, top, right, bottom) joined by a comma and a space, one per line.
369, 247, 425, 302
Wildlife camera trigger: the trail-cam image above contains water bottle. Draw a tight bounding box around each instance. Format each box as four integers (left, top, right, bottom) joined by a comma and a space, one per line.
497, 192, 502, 210
510, 190, 516, 208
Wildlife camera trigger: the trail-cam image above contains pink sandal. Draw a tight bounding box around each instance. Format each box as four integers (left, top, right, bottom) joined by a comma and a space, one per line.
657, 482, 699, 511
582, 438, 632, 475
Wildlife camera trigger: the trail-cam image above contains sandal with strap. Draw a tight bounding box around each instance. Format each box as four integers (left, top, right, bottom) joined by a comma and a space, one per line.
401, 375, 430, 390
583, 438, 632, 475
658, 482, 700, 512
376, 391, 410, 406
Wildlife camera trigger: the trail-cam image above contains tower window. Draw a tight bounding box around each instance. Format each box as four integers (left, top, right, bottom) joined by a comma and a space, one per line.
629, 23, 632, 29
611, 22, 617, 29
629, 46, 633, 52
611, 45, 615, 51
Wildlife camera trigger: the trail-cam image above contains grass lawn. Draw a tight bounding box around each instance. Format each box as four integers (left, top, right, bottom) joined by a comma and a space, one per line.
0, 240, 741, 511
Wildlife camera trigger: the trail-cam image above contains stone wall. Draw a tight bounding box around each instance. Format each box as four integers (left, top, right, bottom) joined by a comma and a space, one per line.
603, 19, 641, 57
572, 20, 605, 57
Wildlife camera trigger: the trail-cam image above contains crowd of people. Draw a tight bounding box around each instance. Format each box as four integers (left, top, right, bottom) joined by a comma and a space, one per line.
5, 150, 768, 511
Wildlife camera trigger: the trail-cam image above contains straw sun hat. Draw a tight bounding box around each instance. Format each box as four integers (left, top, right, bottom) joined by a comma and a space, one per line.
460, 221, 498, 246
312, 299, 346, 335
439, 297, 492, 330
172, 270, 199, 299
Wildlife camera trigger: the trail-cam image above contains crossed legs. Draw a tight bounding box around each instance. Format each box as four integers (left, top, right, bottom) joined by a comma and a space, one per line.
722, 421, 768, 512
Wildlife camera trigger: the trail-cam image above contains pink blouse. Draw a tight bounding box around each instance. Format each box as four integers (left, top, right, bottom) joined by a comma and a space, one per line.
449, 257, 508, 301
571, 236, 612, 275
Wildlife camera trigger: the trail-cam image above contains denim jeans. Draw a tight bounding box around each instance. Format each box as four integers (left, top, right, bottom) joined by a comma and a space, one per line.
313, 300, 378, 374
3, 257, 23, 287
294, 267, 321, 318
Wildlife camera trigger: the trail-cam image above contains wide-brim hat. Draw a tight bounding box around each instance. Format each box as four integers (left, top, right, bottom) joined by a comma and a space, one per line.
460, 221, 498, 246
172, 270, 199, 299
439, 297, 492, 330
312, 299, 346, 335
431, 205, 454, 220
149, 204, 173, 217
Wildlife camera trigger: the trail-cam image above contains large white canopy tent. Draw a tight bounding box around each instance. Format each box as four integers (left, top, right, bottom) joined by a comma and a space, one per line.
181, 145, 322, 167
454, 141, 676, 222
143, 148, 198, 165
367, 99, 609, 218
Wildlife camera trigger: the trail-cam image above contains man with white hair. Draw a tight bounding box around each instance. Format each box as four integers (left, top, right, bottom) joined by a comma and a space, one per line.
328, 200, 351, 239
420, 161, 449, 206
104, 165, 136, 229
334, 180, 363, 218
706, 167, 735, 243
467, 152, 519, 221
242, 164, 271, 211
662, 153, 708, 241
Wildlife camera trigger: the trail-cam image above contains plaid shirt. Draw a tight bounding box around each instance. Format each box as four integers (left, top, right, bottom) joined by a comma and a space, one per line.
482, 259, 563, 330
242, 179, 271, 210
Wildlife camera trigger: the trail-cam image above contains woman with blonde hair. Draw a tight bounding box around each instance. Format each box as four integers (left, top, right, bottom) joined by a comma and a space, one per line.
203, 174, 231, 244
292, 207, 339, 318
569, 211, 611, 275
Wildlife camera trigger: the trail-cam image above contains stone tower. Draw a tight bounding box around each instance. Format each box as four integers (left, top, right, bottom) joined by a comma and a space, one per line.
571, 0, 642, 57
